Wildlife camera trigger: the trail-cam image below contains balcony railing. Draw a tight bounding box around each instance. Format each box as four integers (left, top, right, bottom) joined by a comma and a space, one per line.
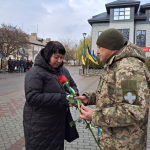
32, 50, 38, 54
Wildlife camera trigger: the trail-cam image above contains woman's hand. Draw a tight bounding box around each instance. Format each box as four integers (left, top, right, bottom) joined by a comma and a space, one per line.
69, 104, 73, 107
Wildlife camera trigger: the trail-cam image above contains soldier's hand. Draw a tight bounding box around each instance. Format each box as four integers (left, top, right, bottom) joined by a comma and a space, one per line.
79, 105, 92, 121
76, 96, 88, 105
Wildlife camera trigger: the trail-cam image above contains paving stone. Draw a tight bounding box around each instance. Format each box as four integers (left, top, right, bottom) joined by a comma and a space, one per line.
0, 144, 4, 148
10, 139, 17, 145
78, 149, 90, 150
72, 145, 84, 148
5, 142, 12, 149
65, 148, 77, 150
15, 136, 21, 141
0, 147, 6, 150
0, 67, 149, 150
78, 142, 90, 146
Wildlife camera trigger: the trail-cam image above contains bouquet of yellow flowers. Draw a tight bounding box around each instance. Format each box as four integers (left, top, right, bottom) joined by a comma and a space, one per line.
57, 75, 102, 150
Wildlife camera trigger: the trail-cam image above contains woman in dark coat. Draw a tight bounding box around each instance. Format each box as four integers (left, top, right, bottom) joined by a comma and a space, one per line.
23, 41, 79, 150
26, 60, 32, 70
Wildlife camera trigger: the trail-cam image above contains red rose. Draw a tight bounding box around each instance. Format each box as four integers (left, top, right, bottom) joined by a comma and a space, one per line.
57, 75, 68, 85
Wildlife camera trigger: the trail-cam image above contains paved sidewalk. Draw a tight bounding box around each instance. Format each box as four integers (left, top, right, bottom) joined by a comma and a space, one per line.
0, 66, 150, 150
0, 67, 101, 150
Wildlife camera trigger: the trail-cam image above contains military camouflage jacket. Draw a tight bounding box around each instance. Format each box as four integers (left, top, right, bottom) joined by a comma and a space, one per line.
84, 41, 150, 150
2, 59, 8, 66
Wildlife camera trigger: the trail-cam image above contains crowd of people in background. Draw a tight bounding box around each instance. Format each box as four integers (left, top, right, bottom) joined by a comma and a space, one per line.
2, 57, 33, 73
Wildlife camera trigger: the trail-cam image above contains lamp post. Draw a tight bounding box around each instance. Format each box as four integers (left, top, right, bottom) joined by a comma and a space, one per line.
82, 33, 86, 74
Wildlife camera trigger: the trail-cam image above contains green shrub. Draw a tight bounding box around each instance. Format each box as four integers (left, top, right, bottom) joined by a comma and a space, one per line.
89, 56, 104, 69
145, 57, 150, 71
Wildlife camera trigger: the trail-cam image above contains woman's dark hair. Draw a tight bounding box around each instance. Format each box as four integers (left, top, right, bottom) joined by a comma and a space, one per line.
42, 41, 66, 64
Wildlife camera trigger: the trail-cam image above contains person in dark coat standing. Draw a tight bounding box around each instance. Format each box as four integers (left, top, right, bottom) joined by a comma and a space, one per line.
8, 57, 13, 73
16, 59, 20, 73
23, 41, 79, 150
19, 58, 24, 73
12, 59, 16, 73
30, 59, 33, 67
26, 60, 32, 70
23, 59, 27, 72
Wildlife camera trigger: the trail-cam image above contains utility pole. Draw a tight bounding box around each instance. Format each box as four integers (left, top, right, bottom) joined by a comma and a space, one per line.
82, 33, 86, 75
37, 24, 38, 35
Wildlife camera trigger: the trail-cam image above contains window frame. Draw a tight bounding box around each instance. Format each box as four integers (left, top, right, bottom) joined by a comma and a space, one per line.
136, 30, 146, 47
149, 10, 150, 21
98, 31, 102, 37
114, 7, 130, 20
118, 29, 130, 42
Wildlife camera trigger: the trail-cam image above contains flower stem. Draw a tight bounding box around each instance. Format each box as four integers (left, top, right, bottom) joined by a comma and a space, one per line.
73, 97, 102, 149
84, 120, 102, 150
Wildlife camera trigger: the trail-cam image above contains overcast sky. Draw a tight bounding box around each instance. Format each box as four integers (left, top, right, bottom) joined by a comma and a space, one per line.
0, 0, 149, 43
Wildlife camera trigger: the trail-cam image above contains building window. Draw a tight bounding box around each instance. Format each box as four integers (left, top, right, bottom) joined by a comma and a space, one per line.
118, 29, 130, 42
114, 8, 130, 20
136, 30, 146, 47
98, 31, 102, 36
33, 55, 34, 60
13, 55, 16, 59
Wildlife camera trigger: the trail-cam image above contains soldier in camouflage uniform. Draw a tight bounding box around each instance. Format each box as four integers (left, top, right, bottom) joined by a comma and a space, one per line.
79, 28, 150, 150
2, 57, 8, 73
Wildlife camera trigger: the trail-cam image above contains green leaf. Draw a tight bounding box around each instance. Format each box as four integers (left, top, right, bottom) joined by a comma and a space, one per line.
66, 84, 70, 91
77, 118, 82, 123
68, 102, 75, 105
67, 97, 75, 103
70, 121, 75, 127
75, 98, 82, 105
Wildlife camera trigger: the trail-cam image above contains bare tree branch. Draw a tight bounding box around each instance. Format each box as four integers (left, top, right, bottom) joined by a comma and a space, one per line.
0, 23, 29, 57
58, 38, 78, 63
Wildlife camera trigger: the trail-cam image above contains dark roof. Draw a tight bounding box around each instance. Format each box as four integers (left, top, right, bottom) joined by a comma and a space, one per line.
88, 12, 110, 25
37, 37, 43, 41
28, 35, 45, 46
140, 2, 150, 13
134, 12, 147, 20
105, 0, 140, 14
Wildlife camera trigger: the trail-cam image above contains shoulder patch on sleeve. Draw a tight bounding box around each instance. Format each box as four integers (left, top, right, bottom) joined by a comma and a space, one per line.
121, 80, 141, 105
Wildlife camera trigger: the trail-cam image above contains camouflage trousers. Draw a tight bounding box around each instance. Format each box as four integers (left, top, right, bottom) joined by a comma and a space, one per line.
2, 65, 7, 73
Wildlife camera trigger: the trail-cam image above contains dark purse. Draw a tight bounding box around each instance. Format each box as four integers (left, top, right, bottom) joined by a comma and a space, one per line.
65, 108, 79, 142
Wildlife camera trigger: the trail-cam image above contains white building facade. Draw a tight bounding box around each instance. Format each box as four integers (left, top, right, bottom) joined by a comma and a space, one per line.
88, 0, 150, 57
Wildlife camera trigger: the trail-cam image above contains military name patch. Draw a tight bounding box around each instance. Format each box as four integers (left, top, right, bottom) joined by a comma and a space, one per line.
124, 92, 136, 104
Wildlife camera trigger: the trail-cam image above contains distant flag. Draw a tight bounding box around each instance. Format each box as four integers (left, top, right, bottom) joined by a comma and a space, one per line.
92, 50, 97, 62
86, 46, 99, 65
82, 50, 85, 65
